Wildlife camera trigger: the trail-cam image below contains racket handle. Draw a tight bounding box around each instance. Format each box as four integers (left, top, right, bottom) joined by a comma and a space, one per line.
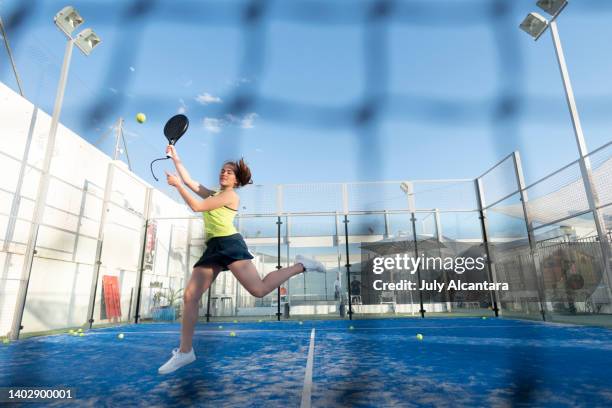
166, 152, 173, 159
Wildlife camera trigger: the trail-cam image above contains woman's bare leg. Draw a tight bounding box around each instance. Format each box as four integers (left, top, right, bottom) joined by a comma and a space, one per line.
180, 265, 222, 352
228, 260, 304, 298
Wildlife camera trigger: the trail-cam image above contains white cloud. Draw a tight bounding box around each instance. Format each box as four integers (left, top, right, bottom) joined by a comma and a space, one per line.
203, 117, 222, 133
178, 98, 187, 114
225, 112, 258, 129
240, 113, 258, 129
195, 92, 222, 105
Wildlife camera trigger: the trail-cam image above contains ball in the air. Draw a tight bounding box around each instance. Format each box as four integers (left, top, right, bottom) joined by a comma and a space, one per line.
118, 333, 124, 340
349, 325, 354, 330
298, 321, 303, 325
218, 325, 223, 329
416, 333, 423, 341
482, 316, 487, 320
2, 338, 9, 344
258, 319, 263, 323
136, 112, 146, 123
233, 320, 238, 323
229, 331, 236, 337
79, 333, 85, 337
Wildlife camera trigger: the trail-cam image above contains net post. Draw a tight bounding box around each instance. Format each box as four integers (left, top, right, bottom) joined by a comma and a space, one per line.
512, 151, 547, 321
134, 187, 154, 324
86, 161, 116, 329
474, 178, 500, 317
276, 216, 283, 321
410, 212, 426, 318
343, 214, 353, 320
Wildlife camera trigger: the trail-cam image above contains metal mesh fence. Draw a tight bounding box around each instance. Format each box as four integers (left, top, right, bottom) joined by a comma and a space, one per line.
477, 144, 612, 324
524, 161, 589, 228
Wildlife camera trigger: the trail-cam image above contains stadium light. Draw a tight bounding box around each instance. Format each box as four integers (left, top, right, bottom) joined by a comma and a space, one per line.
519, 12, 548, 40
11, 6, 102, 341
519, 0, 612, 300
53, 6, 84, 37
537, 0, 568, 16
75, 28, 102, 56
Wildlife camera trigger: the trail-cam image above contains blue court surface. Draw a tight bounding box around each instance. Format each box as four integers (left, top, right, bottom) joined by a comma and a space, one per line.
1, 318, 611, 407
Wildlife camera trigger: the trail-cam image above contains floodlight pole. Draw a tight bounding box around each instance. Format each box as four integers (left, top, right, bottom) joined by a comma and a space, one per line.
10, 38, 76, 340
548, 20, 612, 291
0, 16, 25, 96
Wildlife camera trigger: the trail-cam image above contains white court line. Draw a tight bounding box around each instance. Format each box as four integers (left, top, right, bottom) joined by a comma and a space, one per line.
82, 324, 544, 336
300, 328, 315, 408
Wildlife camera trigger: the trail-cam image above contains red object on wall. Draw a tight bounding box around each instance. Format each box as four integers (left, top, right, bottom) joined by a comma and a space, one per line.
102, 275, 122, 318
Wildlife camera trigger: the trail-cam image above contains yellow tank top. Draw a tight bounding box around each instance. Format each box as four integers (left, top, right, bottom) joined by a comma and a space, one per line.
203, 191, 238, 241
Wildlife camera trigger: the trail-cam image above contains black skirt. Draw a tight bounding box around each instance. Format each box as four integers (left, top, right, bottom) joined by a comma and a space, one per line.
193, 233, 254, 271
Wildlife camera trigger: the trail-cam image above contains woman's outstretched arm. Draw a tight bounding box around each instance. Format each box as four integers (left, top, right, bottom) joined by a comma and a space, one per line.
166, 145, 215, 198
166, 171, 235, 212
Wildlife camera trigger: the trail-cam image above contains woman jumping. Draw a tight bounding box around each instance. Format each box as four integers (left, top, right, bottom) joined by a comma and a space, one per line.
158, 145, 325, 375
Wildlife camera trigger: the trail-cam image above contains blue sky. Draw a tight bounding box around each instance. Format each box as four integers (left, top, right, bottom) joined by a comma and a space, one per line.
1, 0, 611, 202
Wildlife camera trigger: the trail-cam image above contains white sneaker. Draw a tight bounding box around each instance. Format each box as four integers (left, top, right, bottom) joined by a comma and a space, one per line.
295, 255, 326, 273
158, 348, 196, 375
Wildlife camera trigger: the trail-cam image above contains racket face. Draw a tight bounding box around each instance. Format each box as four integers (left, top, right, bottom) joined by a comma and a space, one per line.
164, 114, 189, 144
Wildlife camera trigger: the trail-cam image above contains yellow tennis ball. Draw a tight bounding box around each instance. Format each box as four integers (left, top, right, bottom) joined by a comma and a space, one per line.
218, 325, 223, 329
77, 328, 83, 333
118, 333, 124, 339
258, 319, 263, 323
298, 321, 303, 325
349, 325, 354, 330
482, 316, 487, 320
136, 112, 146, 123
416, 334, 424, 341
229, 331, 236, 337
2, 338, 9, 344
79, 333, 85, 337
233, 320, 238, 323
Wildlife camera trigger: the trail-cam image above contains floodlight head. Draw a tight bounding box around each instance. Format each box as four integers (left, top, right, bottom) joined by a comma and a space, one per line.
536, 0, 568, 16
54, 6, 84, 38
74, 28, 101, 56
519, 12, 549, 40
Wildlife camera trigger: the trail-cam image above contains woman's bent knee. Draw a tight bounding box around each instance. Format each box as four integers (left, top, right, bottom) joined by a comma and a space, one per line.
247, 286, 267, 298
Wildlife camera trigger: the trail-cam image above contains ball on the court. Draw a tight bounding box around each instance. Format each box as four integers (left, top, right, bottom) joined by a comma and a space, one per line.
117, 333, 124, 339
229, 331, 236, 337
258, 319, 263, 323
298, 321, 303, 325
349, 325, 354, 330
218, 325, 223, 329
482, 316, 487, 320
416, 334, 424, 341
233, 320, 238, 323
2, 338, 9, 344
136, 112, 146, 123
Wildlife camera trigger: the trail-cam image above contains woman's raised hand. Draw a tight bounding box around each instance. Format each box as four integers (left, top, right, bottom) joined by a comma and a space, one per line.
166, 145, 180, 161
165, 170, 181, 187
